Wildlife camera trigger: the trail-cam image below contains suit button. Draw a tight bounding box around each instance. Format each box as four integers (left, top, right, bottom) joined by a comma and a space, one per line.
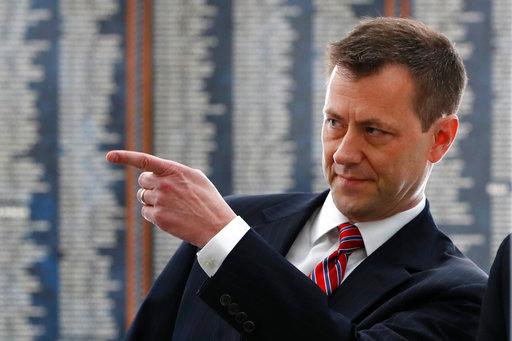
243, 320, 256, 333
220, 294, 231, 306
235, 312, 247, 324
228, 303, 239, 315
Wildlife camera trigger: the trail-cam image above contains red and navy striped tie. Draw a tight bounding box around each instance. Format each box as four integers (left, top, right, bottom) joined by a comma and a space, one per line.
309, 222, 364, 295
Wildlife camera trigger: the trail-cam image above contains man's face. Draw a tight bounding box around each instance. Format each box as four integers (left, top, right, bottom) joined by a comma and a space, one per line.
322, 64, 435, 222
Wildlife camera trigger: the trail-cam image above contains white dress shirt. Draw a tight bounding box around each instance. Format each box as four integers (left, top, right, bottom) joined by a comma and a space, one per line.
197, 192, 426, 280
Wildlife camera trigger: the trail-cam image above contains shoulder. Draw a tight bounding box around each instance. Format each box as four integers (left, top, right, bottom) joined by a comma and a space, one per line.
490, 234, 510, 290
391, 204, 488, 288
422, 228, 488, 289
224, 191, 324, 218
495, 234, 510, 265
431, 250, 488, 289
224, 191, 319, 206
477, 234, 510, 340
488, 233, 510, 291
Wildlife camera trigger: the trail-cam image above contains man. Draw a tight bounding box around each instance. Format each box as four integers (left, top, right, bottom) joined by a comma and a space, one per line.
477, 235, 510, 340
107, 17, 487, 340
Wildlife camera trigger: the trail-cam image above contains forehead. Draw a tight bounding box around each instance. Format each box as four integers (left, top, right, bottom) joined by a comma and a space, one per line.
324, 65, 419, 126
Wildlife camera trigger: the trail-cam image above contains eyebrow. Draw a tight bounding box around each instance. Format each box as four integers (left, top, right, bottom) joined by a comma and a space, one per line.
323, 109, 342, 119
358, 118, 392, 129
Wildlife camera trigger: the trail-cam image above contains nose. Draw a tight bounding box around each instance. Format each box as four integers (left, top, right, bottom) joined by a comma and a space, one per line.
332, 127, 364, 165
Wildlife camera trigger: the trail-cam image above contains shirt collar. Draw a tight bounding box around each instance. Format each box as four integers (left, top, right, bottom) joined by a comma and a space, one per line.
310, 192, 426, 255
310, 192, 349, 243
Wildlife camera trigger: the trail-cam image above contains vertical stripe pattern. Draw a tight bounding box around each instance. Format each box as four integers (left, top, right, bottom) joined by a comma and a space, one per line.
309, 222, 364, 295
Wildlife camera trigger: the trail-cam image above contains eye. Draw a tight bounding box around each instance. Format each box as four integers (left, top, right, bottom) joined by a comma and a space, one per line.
326, 118, 339, 128
365, 126, 384, 136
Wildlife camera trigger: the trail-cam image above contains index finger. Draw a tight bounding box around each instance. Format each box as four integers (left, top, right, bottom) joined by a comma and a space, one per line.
106, 150, 179, 175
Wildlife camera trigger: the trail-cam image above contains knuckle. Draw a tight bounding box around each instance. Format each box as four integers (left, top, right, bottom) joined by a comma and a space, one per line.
185, 167, 202, 180
158, 179, 173, 192
140, 206, 150, 220
153, 208, 166, 222
139, 156, 150, 170
153, 192, 163, 206
139, 172, 154, 186
162, 163, 174, 175
172, 167, 185, 179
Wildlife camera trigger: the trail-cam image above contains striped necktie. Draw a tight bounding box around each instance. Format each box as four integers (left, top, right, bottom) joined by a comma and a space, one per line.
309, 222, 364, 295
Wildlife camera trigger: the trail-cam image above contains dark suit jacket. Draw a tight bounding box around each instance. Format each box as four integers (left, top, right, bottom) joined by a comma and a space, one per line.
127, 191, 487, 340
477, 235, 510, 341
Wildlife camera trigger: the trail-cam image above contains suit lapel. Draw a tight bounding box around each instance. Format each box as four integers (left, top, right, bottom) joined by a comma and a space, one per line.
251, 190, 329, 256
329, 203, 440, 322
245, 193, 442, 324
329, 255, 411, 322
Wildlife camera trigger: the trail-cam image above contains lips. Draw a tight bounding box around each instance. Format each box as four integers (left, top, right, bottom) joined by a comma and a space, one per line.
335, 175, 371, 189
337, 174, 368, 182
332, 163, 373, 183
332, 175, 372, 194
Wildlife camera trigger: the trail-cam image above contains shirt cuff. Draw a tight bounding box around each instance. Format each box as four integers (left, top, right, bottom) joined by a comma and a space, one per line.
197, 216, 250, 277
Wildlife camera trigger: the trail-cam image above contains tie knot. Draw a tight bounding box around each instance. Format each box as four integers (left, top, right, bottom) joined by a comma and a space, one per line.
336, 222, 364, 254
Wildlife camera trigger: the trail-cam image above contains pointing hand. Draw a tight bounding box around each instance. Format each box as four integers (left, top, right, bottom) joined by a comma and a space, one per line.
106, 150, 236, 247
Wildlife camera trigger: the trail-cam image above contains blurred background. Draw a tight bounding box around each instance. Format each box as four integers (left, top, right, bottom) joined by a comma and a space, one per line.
1, 0, 510, 339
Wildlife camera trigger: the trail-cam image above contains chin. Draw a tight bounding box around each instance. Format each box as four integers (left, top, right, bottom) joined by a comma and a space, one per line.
332, 193, 372, 221
342, 207, 374, 223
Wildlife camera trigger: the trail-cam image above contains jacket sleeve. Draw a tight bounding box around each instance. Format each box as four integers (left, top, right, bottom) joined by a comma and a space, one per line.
126, 242, 197, 340
198, 229, 485, 340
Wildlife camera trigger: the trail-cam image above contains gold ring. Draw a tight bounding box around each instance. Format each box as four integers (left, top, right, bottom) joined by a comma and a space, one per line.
140, 188, 148, 206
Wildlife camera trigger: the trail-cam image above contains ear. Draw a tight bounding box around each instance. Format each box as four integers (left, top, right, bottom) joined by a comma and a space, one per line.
428, 115, 459, 163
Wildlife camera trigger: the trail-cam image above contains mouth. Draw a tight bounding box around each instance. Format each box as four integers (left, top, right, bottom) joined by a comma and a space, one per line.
339, 174, 366, 181
334, 174, 372, 189
339, 175, 368, 182
330, 163, 374, 189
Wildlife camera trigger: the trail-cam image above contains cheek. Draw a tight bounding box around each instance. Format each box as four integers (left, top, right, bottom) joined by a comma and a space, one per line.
322, 141, 337, 181
378, 150, 422, 187
322, 139, 335, 163
371, 151, 404, 183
